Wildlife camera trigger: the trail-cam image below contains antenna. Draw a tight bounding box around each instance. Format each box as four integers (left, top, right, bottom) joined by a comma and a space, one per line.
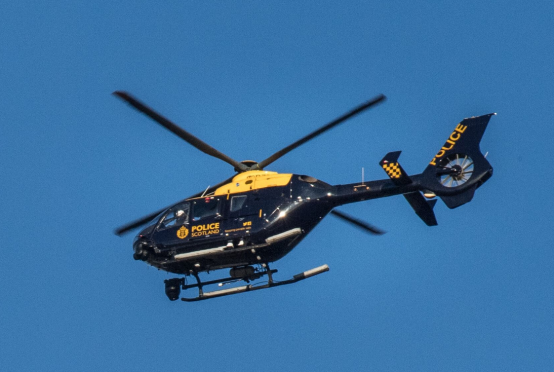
362, 167, 365, 185
201, 185, 211, 197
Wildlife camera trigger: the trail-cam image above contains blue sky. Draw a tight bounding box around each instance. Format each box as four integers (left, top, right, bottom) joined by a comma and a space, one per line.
1, 1, 553, 371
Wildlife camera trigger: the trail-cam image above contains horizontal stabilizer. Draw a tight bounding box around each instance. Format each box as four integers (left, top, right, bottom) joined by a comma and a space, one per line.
403, 192, 438, 226
379, 151, 437, 225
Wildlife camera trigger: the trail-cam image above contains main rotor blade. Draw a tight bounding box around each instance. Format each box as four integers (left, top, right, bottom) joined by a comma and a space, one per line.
115, 175, 236, 236
115, 204, 177, 236
331, 209, 385, 235
256, 94, 386, 170
113, 91, 248, 172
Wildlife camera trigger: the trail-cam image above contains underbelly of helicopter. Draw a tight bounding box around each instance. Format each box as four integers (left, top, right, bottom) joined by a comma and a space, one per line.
151, 227, 306, 275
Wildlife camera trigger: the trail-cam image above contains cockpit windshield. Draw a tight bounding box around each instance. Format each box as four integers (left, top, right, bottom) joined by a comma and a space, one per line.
158, 203, 190, 230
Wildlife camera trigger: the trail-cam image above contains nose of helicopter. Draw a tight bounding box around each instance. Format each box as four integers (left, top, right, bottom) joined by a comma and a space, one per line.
133, 238, 153, 261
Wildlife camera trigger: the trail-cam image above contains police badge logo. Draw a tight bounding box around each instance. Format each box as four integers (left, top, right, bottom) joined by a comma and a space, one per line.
177, 226, 189, 239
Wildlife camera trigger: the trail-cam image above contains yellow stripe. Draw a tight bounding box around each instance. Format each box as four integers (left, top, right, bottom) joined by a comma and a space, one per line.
213, 171, 292, 196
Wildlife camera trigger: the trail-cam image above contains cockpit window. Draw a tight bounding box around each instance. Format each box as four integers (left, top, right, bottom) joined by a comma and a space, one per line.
230, 195, 247, 212
159, 203, 189, 230
192, 198, 221, 221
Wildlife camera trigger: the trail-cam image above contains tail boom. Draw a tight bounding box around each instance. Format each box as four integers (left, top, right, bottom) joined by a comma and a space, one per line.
330, 113, 495, 223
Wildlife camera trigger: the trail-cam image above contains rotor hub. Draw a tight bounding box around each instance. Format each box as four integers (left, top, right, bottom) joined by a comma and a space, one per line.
438, 154, 474, 188
239, 160, 259, 170
450, 165, 463, 180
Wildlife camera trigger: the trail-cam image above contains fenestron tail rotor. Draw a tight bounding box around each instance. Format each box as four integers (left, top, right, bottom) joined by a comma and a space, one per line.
437, 154, 474, 188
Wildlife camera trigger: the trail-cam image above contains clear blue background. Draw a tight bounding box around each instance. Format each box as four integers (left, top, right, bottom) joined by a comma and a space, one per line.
1, 1, 553, 371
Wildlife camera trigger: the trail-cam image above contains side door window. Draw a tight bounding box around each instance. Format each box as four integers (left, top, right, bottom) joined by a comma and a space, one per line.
227, 194, 253, 234
189, 197, 223, 239
229, 194, 262, 218
192, 197, 222, 221
230, 195, 247, 214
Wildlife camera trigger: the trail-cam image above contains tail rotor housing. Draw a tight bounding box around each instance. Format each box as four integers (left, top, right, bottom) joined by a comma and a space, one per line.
420, 113, 495, 208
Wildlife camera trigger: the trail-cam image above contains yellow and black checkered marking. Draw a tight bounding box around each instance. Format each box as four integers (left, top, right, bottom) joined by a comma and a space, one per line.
382, 162, 402, 179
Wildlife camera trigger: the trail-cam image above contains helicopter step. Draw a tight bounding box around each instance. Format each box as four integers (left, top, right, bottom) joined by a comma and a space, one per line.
164, 264, 330, 302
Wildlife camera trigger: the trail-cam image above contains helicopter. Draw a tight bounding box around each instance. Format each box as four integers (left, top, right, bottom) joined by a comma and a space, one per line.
114, 91, 495, 302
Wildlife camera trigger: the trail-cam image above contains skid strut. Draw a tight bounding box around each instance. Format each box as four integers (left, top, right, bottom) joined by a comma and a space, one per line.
179, 264, 330, 302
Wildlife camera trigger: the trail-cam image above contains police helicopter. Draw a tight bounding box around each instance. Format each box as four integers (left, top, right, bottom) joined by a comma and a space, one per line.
114, 91, 495, 302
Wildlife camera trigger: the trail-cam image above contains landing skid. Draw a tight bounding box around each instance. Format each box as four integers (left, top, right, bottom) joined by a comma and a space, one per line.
165, 264, 330, 302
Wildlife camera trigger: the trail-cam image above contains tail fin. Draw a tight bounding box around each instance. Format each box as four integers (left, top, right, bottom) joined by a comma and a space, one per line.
420, 114, 495, 208
380, 151, 438, 226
